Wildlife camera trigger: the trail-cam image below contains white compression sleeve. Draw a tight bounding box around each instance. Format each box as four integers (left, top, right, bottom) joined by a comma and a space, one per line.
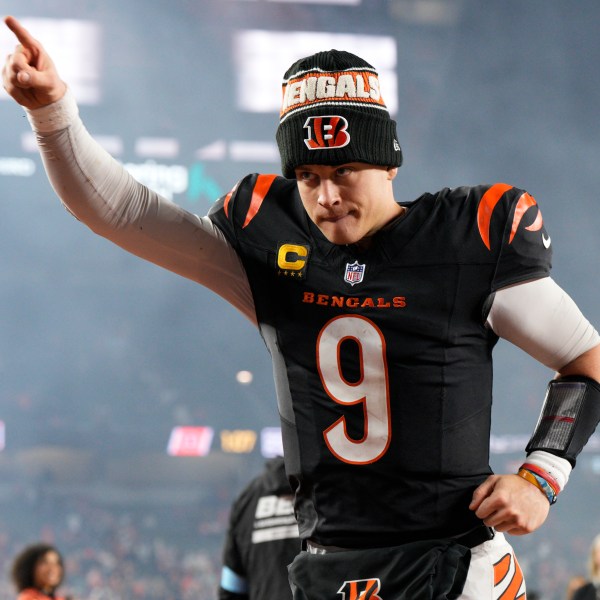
26, 91, 257, 325
486, 278, 600, 491
486, 277, 600, 371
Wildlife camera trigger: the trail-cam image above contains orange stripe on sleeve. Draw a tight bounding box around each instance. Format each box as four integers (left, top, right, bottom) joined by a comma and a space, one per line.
525, 207, 543, 232
223, 181, 240, 219
477, 183, 513, 250
242, 174, 278, 229
509, 192, 540, 244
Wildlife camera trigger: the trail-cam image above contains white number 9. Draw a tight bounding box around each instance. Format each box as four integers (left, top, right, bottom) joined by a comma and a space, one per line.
316, 314, 391, 464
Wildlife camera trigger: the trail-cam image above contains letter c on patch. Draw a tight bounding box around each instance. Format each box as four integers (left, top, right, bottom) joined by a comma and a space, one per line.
278, 244, 308, 271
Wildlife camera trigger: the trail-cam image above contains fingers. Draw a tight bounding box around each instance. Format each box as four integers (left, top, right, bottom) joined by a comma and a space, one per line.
7, 50, 34, 83
468, 475, 497, 511
471, 478, 513, 523
4, 16, 38, 89
3, 15, 65, 107
4, 49, 34, 93
469, 474, 550, 535
5, 15, 39, 51
476, 505, 537, 535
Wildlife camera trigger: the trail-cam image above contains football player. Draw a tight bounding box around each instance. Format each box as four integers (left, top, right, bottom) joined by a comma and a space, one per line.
4, 16, 600, 599
219, 457, 300, 599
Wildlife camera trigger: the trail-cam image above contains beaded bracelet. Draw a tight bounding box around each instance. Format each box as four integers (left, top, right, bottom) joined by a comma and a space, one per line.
517, 468, 557, 505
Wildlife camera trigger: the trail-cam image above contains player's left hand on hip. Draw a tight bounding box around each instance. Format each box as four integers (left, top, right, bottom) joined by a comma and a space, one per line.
468, 474, 550, 535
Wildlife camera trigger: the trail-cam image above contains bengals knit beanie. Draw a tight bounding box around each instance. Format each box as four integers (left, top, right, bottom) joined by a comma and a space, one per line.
276, 49, 403, 179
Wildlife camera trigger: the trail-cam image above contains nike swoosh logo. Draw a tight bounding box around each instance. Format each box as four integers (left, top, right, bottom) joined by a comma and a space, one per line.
542, 233, 551, 249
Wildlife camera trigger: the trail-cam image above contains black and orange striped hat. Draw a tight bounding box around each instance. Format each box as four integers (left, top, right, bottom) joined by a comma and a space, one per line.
276, 49, 402, 179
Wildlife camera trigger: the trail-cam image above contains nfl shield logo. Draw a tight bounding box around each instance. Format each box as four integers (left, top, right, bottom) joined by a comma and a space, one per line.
344, 261, 366, 286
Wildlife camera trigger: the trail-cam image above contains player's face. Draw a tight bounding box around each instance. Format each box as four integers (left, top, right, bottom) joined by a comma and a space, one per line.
295, 163, 400, 247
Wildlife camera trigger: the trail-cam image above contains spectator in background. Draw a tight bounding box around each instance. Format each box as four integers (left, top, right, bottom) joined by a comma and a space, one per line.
219, 457, 300, 599
567, 576, 588, 600
572, 534, 600, 600
11, 542, 69, 600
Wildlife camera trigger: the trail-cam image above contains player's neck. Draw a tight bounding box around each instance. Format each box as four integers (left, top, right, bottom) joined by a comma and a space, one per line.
351, 204, 407, 251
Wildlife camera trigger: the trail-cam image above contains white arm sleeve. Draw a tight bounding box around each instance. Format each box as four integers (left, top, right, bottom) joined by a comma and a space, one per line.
26, 90, 257, 325
487, 278, 600, 490
486, 277, 600, 371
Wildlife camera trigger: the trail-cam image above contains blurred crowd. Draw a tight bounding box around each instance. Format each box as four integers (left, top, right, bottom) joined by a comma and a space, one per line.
0, 488, 226, 600
0, 480, 597, 599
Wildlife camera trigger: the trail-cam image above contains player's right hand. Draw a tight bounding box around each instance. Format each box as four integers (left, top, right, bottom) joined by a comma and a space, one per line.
3, 15, 67, 109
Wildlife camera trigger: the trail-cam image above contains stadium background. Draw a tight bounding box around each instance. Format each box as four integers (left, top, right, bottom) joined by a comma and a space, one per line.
0, 0, 599, 598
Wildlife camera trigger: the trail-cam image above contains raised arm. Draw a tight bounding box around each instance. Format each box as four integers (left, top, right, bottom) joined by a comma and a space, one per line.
3, 16, 256, 324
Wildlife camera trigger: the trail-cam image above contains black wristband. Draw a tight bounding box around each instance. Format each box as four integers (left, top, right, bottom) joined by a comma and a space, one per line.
526, 375, 600, 467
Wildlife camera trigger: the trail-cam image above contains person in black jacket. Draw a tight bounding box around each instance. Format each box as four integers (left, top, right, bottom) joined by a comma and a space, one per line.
572, 535, 600, 600
219, 457, 300, 599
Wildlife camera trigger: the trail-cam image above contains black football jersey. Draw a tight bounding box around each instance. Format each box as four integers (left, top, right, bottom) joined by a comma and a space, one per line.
220, 457, 299, 600
209, 177, 551, 548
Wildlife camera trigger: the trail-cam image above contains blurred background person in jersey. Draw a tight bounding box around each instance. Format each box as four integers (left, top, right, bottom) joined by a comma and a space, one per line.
571, 534, 600, 600
11, 542, 70, 600
219, 456, 300, 599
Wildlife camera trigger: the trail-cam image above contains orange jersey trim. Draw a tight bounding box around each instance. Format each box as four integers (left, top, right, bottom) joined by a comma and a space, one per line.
242, 174, 278, 229
477, 183, 513, 250
223, 181, 239, 219
509, 191, 542, 244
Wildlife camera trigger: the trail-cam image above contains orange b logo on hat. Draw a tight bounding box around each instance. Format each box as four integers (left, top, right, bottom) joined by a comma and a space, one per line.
304, 115, 350, 150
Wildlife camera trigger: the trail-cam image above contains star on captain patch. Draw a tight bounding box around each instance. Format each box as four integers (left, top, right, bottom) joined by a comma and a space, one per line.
344, 261, 366, 286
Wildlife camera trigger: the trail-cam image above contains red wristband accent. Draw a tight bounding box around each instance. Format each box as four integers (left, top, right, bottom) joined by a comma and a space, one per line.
521, 462, 561, 494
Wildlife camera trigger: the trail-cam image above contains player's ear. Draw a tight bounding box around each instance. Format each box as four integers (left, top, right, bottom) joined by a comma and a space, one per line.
386, 167, 398, 181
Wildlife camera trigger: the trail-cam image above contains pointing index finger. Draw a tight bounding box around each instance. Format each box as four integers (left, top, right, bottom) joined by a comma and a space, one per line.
4, 15, 39, 50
